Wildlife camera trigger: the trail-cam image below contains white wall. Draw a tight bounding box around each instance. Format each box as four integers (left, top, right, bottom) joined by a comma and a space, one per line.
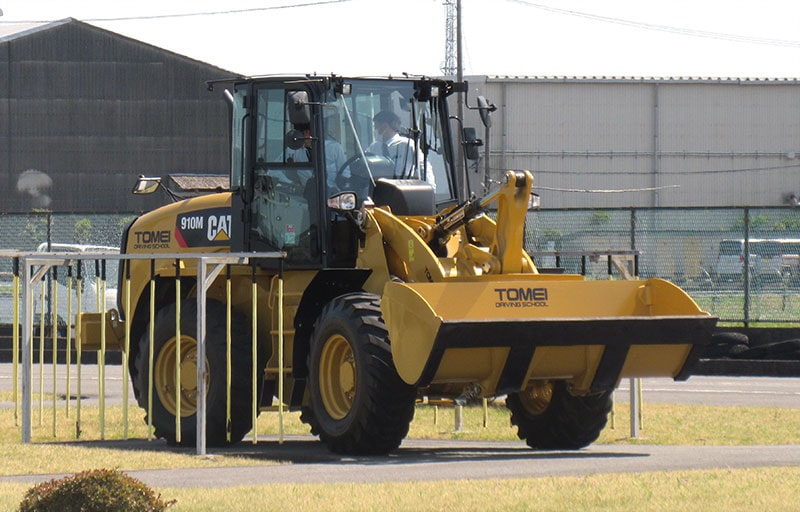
465, 77, 800, 208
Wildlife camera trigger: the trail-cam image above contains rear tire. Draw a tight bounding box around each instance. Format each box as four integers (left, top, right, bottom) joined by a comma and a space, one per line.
301, 293, 416, 454
507, 380, 612, 450
133, 299, 263, 446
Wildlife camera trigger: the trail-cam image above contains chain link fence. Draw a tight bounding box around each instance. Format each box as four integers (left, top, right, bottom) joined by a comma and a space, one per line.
0, 212, 136, 254
526, 206, 800, 325
2, 207, 800, 326
0, 212, 136, 326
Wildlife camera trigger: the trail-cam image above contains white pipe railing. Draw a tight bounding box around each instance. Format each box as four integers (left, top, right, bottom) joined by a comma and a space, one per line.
6, 250, 284, 456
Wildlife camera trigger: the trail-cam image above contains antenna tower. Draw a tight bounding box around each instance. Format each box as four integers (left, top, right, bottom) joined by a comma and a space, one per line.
441, 0, 457, 77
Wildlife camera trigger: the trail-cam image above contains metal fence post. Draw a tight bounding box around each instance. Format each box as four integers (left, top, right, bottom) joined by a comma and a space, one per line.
629, 377, 640, 438
21, 259, 32, 444
196, 258, 208, 457
12, 257, 20, 427
743, 207, 751, 327
195, 255, 250, 456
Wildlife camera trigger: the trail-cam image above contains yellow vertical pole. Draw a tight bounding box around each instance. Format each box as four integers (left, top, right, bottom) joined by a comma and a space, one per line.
123, 260, 131, 439
277, 265, 284, 444
75, 262, 83, 439
251, 263, 258, 445
174, 260, 181, 444
65, 265, 72, 419
51, 267, 58, 438
12, 258, 19, 427
226, 266, 232, 443
98, 260, 106, 440
147, 259, 156, 441
38, 278, 45, 426
637, 377, 644, 430
482, 398, 488, 428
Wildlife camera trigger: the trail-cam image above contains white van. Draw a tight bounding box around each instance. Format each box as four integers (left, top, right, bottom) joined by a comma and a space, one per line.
714, 239, 749, 282
33, 243, 119, 323
715, 238, 788, 285
750, 239, 783, 282
779, 239, 800, 276
0, 244, 118, 327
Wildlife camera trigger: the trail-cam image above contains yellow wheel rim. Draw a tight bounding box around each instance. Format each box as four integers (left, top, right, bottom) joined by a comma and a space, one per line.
518, 381, 554, 416
318, 334, 356, 420
154, 336, 208, 417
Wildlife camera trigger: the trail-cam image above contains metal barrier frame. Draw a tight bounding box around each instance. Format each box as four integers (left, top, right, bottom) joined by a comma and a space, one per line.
12, 251, 283, 456
7, 247, 646, 450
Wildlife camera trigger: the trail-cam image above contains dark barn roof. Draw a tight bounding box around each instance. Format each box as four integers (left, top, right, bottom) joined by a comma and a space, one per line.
0, 18, 237, 213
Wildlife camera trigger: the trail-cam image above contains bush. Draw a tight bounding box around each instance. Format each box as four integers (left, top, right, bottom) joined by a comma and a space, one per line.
19, 468, 175, 512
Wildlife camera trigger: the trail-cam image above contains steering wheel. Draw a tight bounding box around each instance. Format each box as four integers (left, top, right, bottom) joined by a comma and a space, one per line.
335, 152, 395, 199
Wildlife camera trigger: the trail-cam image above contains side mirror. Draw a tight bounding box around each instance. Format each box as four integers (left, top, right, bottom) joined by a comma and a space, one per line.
327, 192, 357, 211
462, 127, 483, 161
132, 175, 161, 195
287, 91, 312, 125
285, 129, 307, 150
477, 96, 493, 128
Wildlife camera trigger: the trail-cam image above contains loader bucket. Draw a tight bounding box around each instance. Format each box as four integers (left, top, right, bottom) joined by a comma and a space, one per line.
381, 277, 717, 396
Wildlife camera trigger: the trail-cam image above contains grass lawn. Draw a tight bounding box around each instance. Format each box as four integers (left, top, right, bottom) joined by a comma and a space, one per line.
0, 399, 798, 511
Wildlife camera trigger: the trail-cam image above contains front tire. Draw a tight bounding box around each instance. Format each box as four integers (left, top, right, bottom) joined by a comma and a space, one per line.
507, 380, 612, 450
302, 293, 416, 454
133, 299, 263, 446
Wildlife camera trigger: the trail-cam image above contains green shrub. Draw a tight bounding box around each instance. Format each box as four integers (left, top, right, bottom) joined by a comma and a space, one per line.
18, 468, 175, 512
588, 211, 611, 225
73, 218, 93, 244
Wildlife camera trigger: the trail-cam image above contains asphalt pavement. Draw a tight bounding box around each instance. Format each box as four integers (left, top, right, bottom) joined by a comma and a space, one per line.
0, 364, 798, 487
0, 437, 798, 487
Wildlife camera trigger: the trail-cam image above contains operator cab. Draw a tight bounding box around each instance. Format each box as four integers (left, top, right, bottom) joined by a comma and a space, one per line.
227, 76, 462, 269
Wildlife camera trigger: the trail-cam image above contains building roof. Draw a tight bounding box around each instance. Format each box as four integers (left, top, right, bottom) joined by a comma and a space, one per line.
0, 18, 239, 75
479, 74, 800, 85
0, 17, 235, 213
0, 20, 64, 41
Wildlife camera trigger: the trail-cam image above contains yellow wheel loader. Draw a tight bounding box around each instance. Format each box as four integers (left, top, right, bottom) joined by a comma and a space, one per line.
82, 75, 716, 454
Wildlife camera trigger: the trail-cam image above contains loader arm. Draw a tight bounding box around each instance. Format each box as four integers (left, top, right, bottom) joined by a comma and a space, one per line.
424, 169, 537, 274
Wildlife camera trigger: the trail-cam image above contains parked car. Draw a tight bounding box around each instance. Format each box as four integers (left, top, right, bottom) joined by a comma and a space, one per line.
714, 238, 784, 284
750, 240, 783, 285
32, 243, 119, 326
776, 239, 800, 286
714, 239, 752, 283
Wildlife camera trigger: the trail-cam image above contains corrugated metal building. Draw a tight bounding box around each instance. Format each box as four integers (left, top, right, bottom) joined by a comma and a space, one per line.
2, 19, 798, 212
0, 18, 234, 213
466, 76, 800, 208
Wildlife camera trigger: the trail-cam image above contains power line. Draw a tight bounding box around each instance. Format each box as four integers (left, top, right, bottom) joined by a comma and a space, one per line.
504, 0, 800, 48
533, 185, 680, 194
526, 162, 800, 176
0, 0, 351, 23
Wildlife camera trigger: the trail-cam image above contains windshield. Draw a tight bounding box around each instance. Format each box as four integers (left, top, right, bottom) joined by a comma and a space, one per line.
322, 79, 456, 205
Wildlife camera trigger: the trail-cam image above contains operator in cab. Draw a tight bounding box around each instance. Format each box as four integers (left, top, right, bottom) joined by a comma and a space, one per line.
369, 111, 435, 189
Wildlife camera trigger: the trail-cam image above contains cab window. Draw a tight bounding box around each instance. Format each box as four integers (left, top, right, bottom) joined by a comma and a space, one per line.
250, 87, 319, 264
